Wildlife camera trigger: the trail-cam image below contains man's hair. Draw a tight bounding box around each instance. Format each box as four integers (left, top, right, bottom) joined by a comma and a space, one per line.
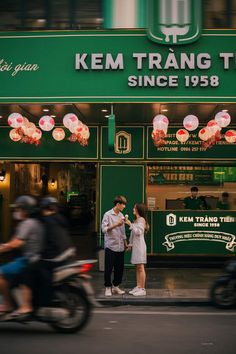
114, 196, 127, 206
222, 192, 229, 198
191, 186, 198, 192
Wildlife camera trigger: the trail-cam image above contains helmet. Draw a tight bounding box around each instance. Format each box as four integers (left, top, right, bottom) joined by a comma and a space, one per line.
12, 195, 38, 214
41, 196, 58, 210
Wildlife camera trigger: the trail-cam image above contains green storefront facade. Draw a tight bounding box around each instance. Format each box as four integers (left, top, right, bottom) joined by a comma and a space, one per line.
1, 28, 236, 258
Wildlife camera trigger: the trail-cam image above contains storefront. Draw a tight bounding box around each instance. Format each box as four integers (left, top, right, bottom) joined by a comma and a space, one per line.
1, 16, 236, 259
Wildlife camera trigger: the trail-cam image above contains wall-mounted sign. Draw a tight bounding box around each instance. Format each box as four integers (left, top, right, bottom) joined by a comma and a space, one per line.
1, 29, 236, 102
101, 126, 144, 159
147, 126, 236, 160
151, 211, 236, 255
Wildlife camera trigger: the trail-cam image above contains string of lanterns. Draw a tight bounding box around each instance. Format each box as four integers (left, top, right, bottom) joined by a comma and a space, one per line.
152, 111, 235, 149
7, 112, 90, 146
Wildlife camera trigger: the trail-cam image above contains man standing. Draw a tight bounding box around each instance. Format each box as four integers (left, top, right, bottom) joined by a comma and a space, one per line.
101, 196, 127, 296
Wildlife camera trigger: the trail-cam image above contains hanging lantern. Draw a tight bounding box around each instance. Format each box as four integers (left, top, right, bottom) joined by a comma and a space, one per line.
24, 122, 37, 137
80, 124, 90, 139
32, 128, 42, 141
198, 127, 211, 141
52, 128, 65, 141
8, 113, 24, 128
207, 120, 221, 136
39, 115, 55, 131
63, 113, 79, 129
176, 129, 189, 143
68, 119, 83, 133
215, 111, 231, 128
153, 114, 169, 133
9, 128, 22, 142
183, 115, 199, 131
225, 130, 236, 143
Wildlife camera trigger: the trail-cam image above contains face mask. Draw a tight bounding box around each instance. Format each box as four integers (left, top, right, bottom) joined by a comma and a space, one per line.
13, 211, 23, 221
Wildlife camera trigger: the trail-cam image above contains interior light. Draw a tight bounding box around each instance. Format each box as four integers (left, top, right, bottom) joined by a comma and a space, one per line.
102, 109, 108, 112
43, 108, 49, 112
51, 178, 55, 187
0, 170, 6, 182
105, 115, 110, 118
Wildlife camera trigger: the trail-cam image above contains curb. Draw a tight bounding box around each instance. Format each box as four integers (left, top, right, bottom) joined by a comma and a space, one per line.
96, 297, 211, 307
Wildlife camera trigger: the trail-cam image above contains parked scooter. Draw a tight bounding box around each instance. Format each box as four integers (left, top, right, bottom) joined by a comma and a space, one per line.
0, 259, 98, 333
210, 260, 236, 309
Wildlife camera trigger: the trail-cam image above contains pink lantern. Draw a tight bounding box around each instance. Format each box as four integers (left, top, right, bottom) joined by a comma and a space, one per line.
39, 116, 55, 131
8, 113, 24, 128
68, 119, 83, 133
183, 115, 199, 131
198, 127, 211, 141
176, 129, 189, 143
80, 124, 90, 139
32, 128, 42, 141
52, 128, 65, 141
153, 114, 169, 133
63, 113, 78, 129
215, 111, 231, 128
225, 130, 236, 143
23, 122, 37, 137
207, 120, 221, 136
9, 129, 22, 142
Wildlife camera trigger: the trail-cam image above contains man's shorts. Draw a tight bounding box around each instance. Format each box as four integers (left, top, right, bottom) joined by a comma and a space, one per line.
0, 257, 28, 281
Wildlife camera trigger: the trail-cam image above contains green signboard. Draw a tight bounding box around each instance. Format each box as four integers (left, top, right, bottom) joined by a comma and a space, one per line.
151, 211, 236, 255
0, 127, 98, 160
148, 165, 219, 185
1, 30, 236, 103
147, 126, 236, 160
101, 126, 144, 159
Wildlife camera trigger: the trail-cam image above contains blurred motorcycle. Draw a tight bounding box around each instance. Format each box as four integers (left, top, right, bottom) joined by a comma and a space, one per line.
0, 259, 98, 333
210, 260, 236, 309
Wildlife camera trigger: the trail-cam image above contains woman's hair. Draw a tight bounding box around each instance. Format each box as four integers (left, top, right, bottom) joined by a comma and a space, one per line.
134, 203, 149, 233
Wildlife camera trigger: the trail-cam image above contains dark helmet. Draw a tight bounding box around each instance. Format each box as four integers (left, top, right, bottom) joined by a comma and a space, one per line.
41, 196, 58, 210
12, 195, 38, 214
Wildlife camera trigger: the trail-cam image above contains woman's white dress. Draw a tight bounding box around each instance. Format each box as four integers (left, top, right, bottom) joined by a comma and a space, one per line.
129, 217, 147, 264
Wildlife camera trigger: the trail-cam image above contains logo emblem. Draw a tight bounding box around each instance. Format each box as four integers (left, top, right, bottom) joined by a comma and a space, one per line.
166, 213, 177, 226
147, 0, 202, 45
115, 131, 131, 154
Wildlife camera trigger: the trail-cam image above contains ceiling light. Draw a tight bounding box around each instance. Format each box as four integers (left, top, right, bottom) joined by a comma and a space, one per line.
51, 115, 56, 118
43, 108, 49, 112
105, 115, 110, 118
102, 109, 108, 112
161, 109, 168, 112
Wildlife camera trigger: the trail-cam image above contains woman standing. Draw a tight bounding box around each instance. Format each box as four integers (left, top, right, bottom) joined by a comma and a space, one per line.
125, 203, 149, 296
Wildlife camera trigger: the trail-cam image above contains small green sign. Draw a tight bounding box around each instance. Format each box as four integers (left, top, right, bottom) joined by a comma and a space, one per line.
108, 114, 116, 151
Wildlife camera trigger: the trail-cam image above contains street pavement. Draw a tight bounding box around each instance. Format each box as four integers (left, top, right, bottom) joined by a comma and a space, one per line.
93, 267, 223, 306
0, 306, 236, 354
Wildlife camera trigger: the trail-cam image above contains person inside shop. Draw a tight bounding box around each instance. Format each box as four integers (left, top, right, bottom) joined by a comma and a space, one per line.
101, 195, 127, 297
125, 203, 149, 297
217, 192, 230, 210
183, 186, 204, 210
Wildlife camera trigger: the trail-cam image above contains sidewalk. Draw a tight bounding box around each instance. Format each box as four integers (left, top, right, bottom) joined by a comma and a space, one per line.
93, 267, 223, 306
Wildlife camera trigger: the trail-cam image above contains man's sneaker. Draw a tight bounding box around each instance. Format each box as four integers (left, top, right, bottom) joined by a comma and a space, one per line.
128, 287, 139, 295
112, 286, 125, 295
133, 288, 146, 296
105, 287, 112, 296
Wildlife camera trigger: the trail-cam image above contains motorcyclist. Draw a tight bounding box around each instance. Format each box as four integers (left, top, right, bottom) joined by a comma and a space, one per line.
34, 196, 75, 306
0, 195, 43, 319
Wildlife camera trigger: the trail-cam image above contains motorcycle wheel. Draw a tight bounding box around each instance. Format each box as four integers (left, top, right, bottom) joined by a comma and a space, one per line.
210, 277, 236, 309
50, 286, 91, 333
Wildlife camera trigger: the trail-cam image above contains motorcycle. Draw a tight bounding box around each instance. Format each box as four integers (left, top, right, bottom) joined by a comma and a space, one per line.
0, 259, 98, 333
210, 260, 236, 309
